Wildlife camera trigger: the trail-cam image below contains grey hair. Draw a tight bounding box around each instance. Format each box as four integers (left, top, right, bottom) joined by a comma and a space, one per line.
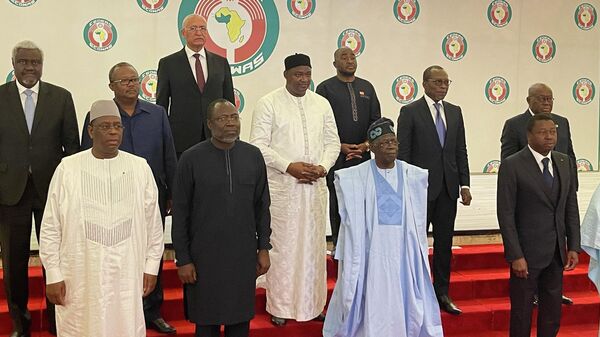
12, 40, 44, 61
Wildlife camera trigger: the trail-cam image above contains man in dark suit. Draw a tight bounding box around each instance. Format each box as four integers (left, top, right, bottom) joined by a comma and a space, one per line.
0, 41, 80, 337
497, 113, 580, 337
397, 65, 471, 315
157, 14, 234, 156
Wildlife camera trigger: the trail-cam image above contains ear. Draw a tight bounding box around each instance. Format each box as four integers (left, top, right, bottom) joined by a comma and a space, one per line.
206, 119, 213, 132
87, 124, 94, 140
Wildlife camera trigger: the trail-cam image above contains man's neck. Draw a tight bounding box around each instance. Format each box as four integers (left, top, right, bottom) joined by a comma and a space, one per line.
115, 97, 137, 116
211, 138, 235, 150
336, 73, 355, 83
91, 148, 118, 159
375, 158, 395, 169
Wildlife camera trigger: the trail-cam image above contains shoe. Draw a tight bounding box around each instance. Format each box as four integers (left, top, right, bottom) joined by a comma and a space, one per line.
271, 315, 286, 327
9, 332, 30, 337
562, 295, 573, 305
438, 295, 462, 315
147, 318, 176, 334
533, 294, 539, 306
313, 313, 326, 321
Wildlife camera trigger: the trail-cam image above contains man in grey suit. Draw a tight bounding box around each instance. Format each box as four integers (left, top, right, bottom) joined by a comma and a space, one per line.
157, 14, 234, 156
497, 113, 580, 337
397, 65, 472, 315
0, 41, 80, 337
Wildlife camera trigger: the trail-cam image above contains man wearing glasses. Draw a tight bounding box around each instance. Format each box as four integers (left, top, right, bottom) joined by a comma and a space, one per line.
157, 13, 234, 157
81, 62, 177, 334
396, 65, 472, 315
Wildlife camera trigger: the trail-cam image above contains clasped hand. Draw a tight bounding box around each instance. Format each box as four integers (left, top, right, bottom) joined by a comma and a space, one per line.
287, 162, 326, 184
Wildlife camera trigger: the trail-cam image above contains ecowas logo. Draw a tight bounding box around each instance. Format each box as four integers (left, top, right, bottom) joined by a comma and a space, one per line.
288, 0, 315, 19
483, 160, 501, 173
393, 0, 420, 24
442, 32, 467, 61
139, 70, 158, 103
83, 18, 117, 52
532, 35, 555, 63
487, 0, 512, 28
233, 88, 245, 113
577, 159, 593, 172
337, 28, 365, 57
178, 0, 279, 76
391, 75, 418, 104
137, 0, 168, 13
575, 3, 597, 30
6, 70, 15, 83
9, 0, 37, 7
485, 76, 510, 104
573, 78, 595, 105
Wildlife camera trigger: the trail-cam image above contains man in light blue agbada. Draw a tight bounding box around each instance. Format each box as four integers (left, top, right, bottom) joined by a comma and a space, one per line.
580, 183, 600, 337
323, 118, 443, 337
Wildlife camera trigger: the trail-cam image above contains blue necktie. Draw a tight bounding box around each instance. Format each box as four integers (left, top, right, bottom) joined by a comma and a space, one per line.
434, 102, 446, 146
24, 89, 35, 133
542, 157, 553, 188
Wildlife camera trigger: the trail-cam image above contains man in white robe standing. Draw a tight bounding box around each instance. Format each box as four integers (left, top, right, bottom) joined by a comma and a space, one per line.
39, 100, 165, 337
250, 53, 341, 326
324, 118, 443, 337
580, 184, 600, 337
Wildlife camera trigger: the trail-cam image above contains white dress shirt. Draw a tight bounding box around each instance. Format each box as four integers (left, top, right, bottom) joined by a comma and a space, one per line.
528, 144, 554, 177
16, 80, 39, 111
423, 94, 446, 128
185, 45, 208, 82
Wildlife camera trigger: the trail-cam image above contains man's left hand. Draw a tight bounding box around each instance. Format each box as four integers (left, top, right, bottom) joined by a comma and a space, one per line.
256, 249, 270, 277
460, 188, 472, 206
564, 251, 579, 271
143, 273, 158, 297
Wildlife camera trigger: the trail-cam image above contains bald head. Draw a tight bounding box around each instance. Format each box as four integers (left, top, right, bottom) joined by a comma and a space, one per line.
527, 83, 554, 114
333, 47, 357, 79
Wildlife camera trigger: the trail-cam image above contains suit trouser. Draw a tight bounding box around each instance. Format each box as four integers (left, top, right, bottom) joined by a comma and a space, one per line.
0, 175, 55, 333
427, 183, 458, 297
143, 182, 167, 322
195, 321, 250, 337
326, 171, 341, 247
509, 249, 563, 337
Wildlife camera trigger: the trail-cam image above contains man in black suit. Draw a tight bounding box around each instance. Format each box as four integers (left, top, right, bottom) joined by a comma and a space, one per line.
0, 41, 80, 337
157, 14, 234, 156
396, 65, 471, 315
497, 113, 580, 337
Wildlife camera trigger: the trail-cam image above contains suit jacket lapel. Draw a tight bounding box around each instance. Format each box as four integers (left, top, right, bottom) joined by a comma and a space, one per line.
417, 97, 442, 148
520, 149, 554, 206
443, 101, 455, 145
30, 81, 47, 135
178, 48, 202, 95
7, 82, 30, 136
553, 151, 569, 204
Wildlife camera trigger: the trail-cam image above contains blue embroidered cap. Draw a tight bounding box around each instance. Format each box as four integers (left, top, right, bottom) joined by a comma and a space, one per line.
367, 117, 395, 142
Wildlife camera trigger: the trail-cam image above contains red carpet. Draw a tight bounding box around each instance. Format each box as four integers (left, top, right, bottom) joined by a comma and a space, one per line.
1, 244, 598, 336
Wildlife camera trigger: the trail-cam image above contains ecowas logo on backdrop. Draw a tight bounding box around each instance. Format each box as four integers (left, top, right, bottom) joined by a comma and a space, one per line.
442, 32, 467, 61
393, 0, 419, 24
577, 159, 593, 172
485, 76, 509, 104
532, 35, 555, 63
233, 88, 245, 113
575, 3, 597, 30
573, 78, 595, 105
337, 29, 365, 57
9, 0, 37, 7
391, 75, 418, 104
83, 18, 117, 52
6, 70, 15, 83
288, 0, 315, 19
483, 160, 501, 173
137, 0, 168, 13
178, 0, 279, 76
487, 0, 512, 28
139, 70, 158, 102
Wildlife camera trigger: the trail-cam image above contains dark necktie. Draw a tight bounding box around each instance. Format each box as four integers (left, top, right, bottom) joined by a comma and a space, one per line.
193, 53, 205, 93
542, 157, 553, 188
434, 102, 446, 146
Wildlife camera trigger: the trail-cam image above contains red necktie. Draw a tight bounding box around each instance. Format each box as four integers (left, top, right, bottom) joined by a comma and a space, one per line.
193, 53, 205, 93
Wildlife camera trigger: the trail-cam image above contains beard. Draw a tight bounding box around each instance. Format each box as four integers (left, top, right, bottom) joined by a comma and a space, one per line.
339, 69, 355, 77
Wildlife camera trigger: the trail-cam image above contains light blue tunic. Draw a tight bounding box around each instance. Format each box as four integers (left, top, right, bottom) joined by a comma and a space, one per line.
323, 160, 443, 337
581, 183, 600, 337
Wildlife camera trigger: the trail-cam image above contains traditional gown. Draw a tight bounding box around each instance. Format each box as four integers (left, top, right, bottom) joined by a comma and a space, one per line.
581, 183, 600, 337
39, 150, 164, 337
323, 160, 443, 337
250, 87, 340, 321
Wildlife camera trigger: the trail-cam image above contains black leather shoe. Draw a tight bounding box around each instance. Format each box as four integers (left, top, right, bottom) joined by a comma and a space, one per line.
533, 294, 539, 306
147, 318, 176, 334
561, 295, 573, 305
271, 315, 286, 327
438, 295, 462, 315
9, 331, 30, 337
312, 313, 326, 321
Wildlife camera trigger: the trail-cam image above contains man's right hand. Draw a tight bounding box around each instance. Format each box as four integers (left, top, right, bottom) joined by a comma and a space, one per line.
177, 263, 197, 284
287, 162, 318, 182
46, 281, 66, 305
511, 257, 528, 279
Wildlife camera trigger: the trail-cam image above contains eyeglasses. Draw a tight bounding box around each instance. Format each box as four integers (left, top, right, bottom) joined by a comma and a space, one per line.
376, 138, 399, 147
213, 114, 240, 123
111, 78, 139, 86
94, 123, 124, 132
427, 79, 452, 86
534, 96, 554, 102
186, 25, 208, 33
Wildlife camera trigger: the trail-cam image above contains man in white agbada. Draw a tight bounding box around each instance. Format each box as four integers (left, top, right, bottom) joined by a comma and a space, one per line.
580, 183, 600, 337
250, 53, 341, 326
39, 100, 164, 337
324, 118, 443, 337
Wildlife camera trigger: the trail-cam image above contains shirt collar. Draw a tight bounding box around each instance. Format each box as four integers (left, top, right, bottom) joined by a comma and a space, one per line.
114, 99, 149, 117
16, 80, 40, 95
185, 45, 206, 59
423, 94, 442, 107
528, 144, 552, 164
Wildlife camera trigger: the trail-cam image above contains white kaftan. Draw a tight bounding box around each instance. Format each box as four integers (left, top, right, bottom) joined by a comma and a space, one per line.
581, 183, 600, 337
250, 87, 340, 321
39, 150, 164, 337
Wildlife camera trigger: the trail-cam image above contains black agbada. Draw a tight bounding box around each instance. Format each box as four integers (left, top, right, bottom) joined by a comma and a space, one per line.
172, 139, 271, 325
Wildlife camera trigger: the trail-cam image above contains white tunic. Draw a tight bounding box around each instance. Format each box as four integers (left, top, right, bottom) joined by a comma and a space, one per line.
250, 87, 340, 320
581, 183, 600, 337
39, 150, 164, 337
